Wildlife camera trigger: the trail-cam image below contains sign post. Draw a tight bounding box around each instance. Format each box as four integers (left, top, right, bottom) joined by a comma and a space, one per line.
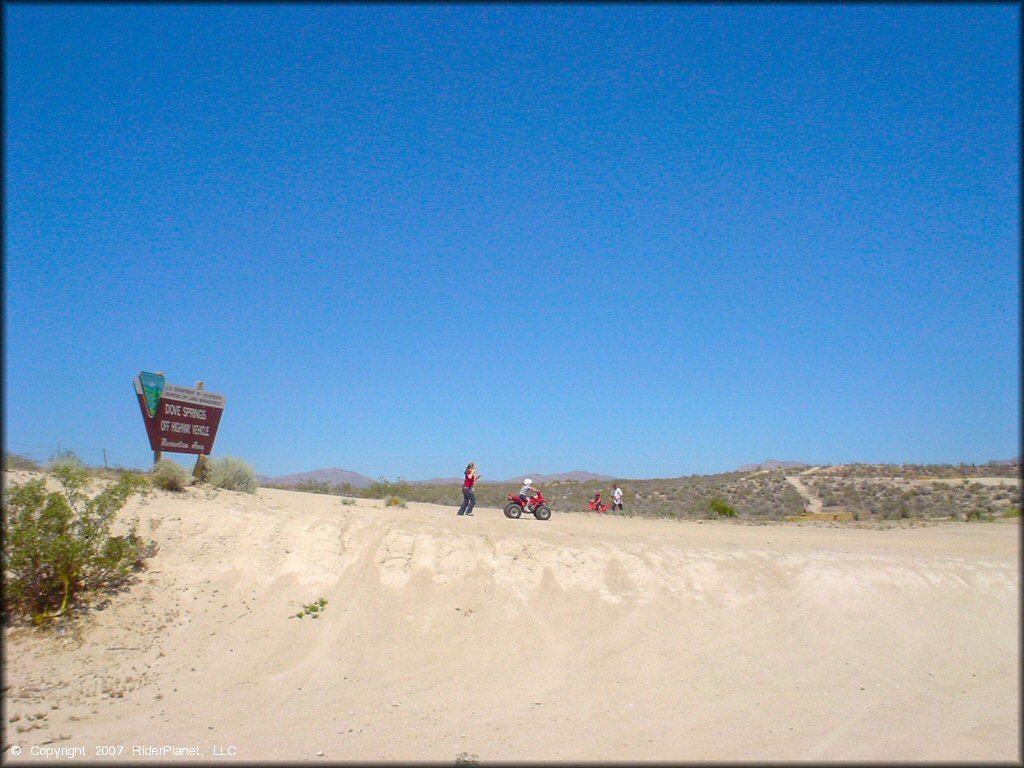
149, 371, 166, 465
133, 372, 227, 466
192, 381, 207, 479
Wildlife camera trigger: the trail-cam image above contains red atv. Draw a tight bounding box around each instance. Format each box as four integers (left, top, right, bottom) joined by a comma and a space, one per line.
504, 490, 552, 521
588, 498, 610, 513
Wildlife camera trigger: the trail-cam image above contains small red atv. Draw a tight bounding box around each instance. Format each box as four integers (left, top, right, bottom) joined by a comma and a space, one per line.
504, 490, 552, 521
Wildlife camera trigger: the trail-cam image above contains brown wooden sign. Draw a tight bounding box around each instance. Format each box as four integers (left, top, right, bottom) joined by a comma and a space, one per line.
133, 372, 226, 455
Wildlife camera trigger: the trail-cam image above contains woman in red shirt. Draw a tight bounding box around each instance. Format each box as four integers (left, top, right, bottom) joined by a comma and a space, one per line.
457, 462, 479, 517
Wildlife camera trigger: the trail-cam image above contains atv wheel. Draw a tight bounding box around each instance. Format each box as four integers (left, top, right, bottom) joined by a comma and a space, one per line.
533, 505, 552, 521
504, 503, 522, 519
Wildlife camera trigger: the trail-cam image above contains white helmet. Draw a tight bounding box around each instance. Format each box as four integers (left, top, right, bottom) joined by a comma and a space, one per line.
524, 478, 532, 485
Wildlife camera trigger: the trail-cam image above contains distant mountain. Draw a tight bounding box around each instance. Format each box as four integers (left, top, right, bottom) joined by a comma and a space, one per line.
265, 469, 620, 486
258, 468, 376, 488
735, 459, 810, 473
986, 457, 1021, 467
257, 459, 1014, 489
415, 471, 617, 485
506, 471, 617, 484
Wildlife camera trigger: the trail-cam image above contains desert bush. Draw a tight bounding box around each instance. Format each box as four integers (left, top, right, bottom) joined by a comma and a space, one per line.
294, 480, 336, 495
365, 477, 414, 500
150, 459, 190, 491
707, 498, 736, 517
2, 453, 153, 624
207, 457, 258, 493
386, 495, 406, 507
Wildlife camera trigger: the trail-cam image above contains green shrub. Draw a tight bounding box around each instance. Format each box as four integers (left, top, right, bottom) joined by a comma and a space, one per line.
207, 457, 258, 493
291, 597, 328, 620
386, 495, 406, 507
2, 453, 154, 624
365, 477, 413, 500
150, 459, 190, 491
707, 497, 736, 517
294, 480, 335, 495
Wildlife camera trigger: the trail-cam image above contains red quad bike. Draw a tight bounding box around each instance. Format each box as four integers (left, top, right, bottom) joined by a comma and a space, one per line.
587, 499, 610, 513
504, 491, 552, 521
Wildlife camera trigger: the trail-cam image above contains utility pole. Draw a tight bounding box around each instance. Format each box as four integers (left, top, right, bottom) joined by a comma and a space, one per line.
153, 371, 165, 466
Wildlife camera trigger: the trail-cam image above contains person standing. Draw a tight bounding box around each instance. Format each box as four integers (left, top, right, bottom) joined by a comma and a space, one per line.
457, 462, 480, 517
612, 484, 624, 512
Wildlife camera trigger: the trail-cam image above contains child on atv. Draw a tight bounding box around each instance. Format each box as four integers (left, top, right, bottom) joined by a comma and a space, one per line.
518, 478, 538, 511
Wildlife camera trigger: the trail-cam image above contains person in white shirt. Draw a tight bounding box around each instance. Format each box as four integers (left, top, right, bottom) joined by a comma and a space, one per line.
612, 484, 624, 511
518, 478, 537, 510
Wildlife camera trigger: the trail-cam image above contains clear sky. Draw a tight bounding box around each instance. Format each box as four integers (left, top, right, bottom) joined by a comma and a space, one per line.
4, 4, 1020, 481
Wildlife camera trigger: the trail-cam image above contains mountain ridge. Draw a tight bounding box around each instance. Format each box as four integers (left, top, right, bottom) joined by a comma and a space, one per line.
256, 467, 377, 488
258, 458, 1019, 488
258, 468, 616, 487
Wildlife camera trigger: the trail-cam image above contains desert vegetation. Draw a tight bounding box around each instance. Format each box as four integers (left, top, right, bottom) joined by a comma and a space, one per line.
815, 462, 1018, 480
264, 472, 807, 518
150, 458, 191, 491
11, 452, 1016, 529
803, 473, 1021, 521
2, 451, 263, 625
206, 456, 259, 494
263, 462, 1020, 523
620, 471, 807, 519
2, 453, 157, 625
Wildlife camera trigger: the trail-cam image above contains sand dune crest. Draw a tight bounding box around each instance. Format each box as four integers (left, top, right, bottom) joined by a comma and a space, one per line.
3, 480, 1019, 762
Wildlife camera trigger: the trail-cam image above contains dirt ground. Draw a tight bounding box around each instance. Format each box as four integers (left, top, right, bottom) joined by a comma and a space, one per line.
3, 472, 1020, 762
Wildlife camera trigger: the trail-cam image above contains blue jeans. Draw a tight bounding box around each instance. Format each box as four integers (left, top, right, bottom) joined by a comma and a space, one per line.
457, 486, 476, 516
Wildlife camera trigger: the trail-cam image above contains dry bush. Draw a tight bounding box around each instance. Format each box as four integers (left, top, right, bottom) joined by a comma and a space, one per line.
150, 459, 190, 491
207, 457, 258, 493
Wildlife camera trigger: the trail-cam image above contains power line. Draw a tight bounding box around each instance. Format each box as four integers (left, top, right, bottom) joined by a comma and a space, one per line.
5, 441, 152, 470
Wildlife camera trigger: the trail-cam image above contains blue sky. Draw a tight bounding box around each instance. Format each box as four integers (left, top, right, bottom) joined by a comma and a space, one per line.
4, 4, 1020, 480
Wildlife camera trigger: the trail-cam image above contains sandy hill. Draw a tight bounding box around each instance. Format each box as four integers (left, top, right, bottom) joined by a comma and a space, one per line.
2, 472, 1019, 762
